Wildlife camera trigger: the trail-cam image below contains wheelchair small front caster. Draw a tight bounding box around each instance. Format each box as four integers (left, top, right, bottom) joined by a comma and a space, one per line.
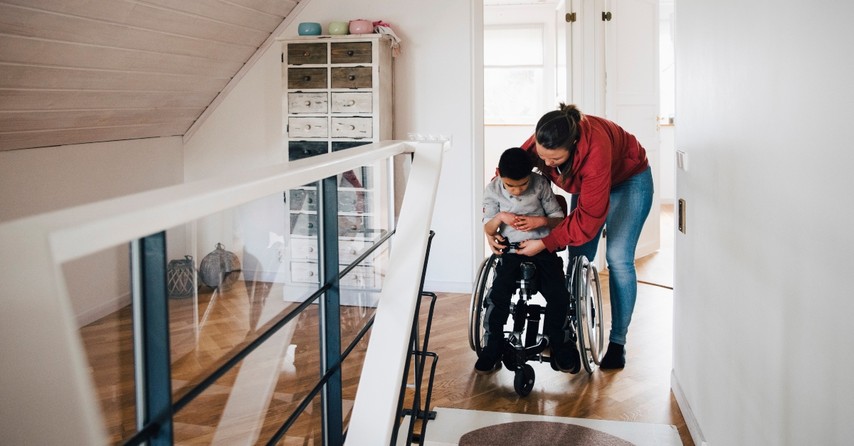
513, 364, 535, 397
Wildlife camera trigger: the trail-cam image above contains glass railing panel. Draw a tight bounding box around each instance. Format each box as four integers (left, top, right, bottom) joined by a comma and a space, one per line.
70, 150, 410, 445
171, 307, 321, 445
72, 246, 136, 444
167, 191, 323, 405
268, 393, 326, 445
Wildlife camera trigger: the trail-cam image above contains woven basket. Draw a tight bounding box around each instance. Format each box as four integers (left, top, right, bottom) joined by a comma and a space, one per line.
199, 243, 241, 289
166, 255, 196, 298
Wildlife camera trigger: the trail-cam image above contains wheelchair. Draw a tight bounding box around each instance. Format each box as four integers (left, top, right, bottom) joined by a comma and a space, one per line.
468, 242, 606, 396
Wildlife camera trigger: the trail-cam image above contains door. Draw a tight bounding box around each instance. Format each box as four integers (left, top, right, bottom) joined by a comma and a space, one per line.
604, 0, 661, 259
561, 0, 660, 266
480, 0, 660, 265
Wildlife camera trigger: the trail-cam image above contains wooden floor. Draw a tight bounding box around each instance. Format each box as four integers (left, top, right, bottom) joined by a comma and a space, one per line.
79, 205, 690, 445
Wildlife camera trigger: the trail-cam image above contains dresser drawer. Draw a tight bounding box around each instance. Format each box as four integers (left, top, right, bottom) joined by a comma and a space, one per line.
288, 68, 327, 89
289, 189, 317, 211
288, 141, 327, 161
288, 92, 328, 113
330, 42, 372, 64
340, 265, 379, 289
290, 237, 319, 260
292, 237, 378, 265
339, 239, 377, 264
338, 215, 370, 237
287, 43, 327, 64
331, 67, 372, 89
290, 261, 319, 284
289, 188, 371, 213
289, 117, 328, 138
331, 117, 372, 138
290, 213, 371, 237
339, 189, 372, 213
330, 92, 372, 113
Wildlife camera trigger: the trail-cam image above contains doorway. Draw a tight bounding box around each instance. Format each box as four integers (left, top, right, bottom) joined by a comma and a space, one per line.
482, 0, 674, 288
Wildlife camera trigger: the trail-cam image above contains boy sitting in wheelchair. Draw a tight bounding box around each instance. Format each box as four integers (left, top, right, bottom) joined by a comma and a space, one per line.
477, 147, 581, 375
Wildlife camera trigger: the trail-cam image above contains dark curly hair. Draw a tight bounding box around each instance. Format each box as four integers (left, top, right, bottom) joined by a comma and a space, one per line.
497, 147, 533, 180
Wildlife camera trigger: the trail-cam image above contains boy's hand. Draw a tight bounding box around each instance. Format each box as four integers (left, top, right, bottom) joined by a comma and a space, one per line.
512, 215, 547, 232
497, 211, 517, 226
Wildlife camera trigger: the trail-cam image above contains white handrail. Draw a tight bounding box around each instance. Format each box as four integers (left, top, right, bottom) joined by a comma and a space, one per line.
0, 140, 445, 445
346, 140, 446, 445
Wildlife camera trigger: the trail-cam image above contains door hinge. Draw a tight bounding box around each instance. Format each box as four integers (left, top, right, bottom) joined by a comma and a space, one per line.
566, 12, 577, 23
602, 11, 612, 21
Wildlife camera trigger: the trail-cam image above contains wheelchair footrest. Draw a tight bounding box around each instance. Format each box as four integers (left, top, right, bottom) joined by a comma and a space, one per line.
502, 338, 548, 369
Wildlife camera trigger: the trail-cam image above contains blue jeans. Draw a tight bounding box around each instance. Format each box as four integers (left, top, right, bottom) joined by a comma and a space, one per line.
567, 166, 653, 345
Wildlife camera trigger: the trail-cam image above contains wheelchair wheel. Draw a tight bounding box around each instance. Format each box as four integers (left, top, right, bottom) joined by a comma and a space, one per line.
513, 364, 535, 397
572, 255, 605, 373
469, 254, 500, 353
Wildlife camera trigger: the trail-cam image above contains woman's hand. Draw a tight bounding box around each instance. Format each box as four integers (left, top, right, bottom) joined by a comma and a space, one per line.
487, 234, 507, 255
512, 215, 547, 232
516, 239, 546, 257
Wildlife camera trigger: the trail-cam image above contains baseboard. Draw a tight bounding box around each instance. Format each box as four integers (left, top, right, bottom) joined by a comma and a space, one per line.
76, 292, 131, 327
671, 369, 707, 446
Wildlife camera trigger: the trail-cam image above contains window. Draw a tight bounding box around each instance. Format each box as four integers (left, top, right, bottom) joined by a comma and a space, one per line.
484, 25, 545, 125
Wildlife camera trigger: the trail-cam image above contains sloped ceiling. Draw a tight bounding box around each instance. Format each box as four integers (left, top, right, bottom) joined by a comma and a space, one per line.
0, 0, 302, 152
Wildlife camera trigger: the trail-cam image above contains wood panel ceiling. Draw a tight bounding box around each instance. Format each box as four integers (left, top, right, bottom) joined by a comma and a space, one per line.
0, 0, 301, 151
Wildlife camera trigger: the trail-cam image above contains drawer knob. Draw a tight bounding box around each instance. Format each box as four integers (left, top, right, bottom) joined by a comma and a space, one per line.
348, 125, 356, 130
348, 75, 356, 81
303, 51, 311, 57
347, 50, 354, 56
304, 100, 311, 106
303, 75, 311, 81
345, 100, 356, 107
308, 271, 315, 277
304, 124, 312, 130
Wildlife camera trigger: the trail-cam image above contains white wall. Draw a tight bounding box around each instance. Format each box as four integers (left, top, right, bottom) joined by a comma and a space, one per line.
0, 137, 183, 222
183, 0, 478, 292
673, 0, 854, 444
0, 137, 183, 325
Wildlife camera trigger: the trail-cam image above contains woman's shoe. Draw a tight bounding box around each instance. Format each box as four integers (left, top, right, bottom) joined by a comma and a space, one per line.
600, 342, 626, 369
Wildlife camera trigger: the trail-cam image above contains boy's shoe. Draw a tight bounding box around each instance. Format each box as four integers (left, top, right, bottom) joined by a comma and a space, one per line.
474, 340, 502, 375
550, 341, 581, 374
600, 342, 626, 369
474, 357, 502, 375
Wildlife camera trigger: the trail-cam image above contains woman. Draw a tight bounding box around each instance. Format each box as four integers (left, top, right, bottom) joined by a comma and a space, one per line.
500, 103, 653, 369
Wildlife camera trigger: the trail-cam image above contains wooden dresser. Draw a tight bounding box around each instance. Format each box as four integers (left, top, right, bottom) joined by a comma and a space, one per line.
281, 34, 393, 299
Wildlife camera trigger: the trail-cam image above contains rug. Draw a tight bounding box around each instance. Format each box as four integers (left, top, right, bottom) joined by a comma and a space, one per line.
459, 421, 634, 445
396, 407, 682, 446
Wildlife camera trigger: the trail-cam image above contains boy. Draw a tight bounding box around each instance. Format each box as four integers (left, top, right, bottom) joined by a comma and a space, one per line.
476, 147, 581, 374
